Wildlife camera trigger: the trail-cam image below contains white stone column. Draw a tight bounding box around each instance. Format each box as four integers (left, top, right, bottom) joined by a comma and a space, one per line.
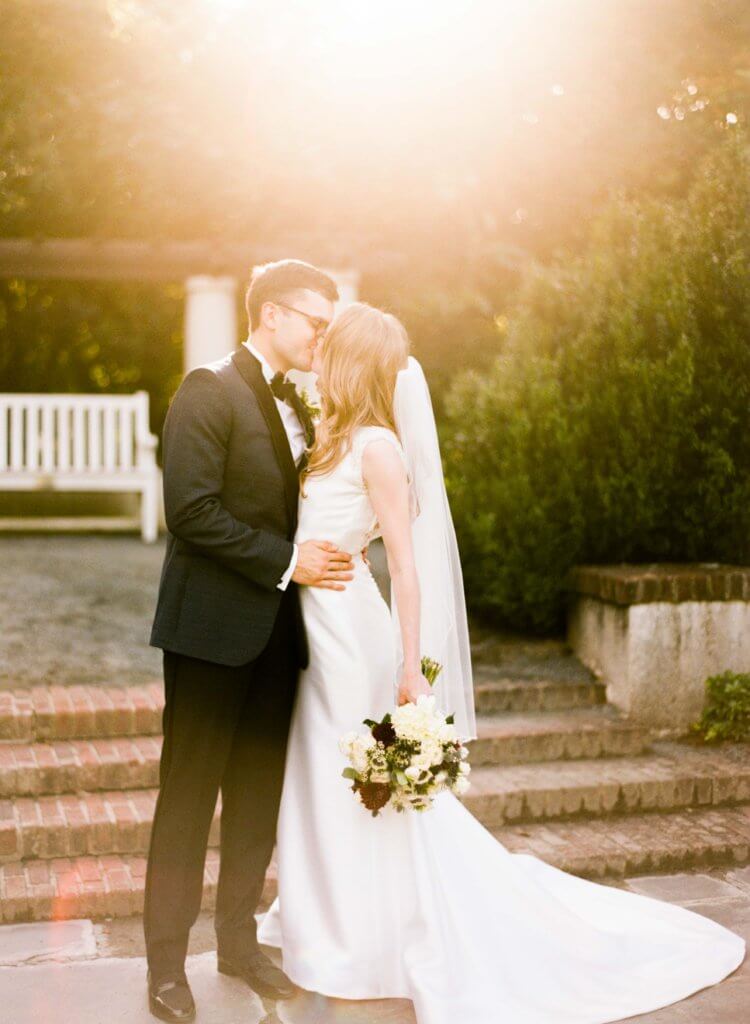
184, 275, 238, 374
326, 268, 361, 313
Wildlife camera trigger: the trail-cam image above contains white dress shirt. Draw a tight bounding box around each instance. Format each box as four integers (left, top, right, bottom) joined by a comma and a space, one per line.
243, 340, 303, 590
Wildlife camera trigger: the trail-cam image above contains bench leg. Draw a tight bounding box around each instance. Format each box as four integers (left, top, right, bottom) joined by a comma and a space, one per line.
141, 479, 159, 543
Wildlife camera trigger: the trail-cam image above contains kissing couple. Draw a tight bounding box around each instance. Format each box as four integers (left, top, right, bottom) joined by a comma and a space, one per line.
143, 259, 744, 1023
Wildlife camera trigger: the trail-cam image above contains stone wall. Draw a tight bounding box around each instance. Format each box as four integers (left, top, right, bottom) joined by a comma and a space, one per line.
566, 564, 750, 732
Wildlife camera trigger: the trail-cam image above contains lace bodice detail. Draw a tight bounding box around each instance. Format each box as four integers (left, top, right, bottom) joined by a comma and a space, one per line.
295, 426, 407, 554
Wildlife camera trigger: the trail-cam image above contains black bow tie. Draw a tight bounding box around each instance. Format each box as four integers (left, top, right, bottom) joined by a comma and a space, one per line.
269, 372, 298, 405
269, 371, 316, 448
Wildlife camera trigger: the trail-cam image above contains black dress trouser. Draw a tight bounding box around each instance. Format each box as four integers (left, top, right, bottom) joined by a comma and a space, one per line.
143, 589, 299, 981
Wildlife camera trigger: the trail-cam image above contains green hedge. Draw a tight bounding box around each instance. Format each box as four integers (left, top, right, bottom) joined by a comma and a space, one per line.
0, 280, 184, 439
444, 131, 750, 633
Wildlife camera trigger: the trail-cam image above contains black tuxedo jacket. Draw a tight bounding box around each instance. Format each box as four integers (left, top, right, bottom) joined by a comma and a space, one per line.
150, 345, 309, 668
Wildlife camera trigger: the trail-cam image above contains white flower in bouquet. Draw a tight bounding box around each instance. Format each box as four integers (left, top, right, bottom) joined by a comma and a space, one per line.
338, 731, 360, 757
390, 694, 441, 742
338, 657, 472, 817
351, 734, 376, 773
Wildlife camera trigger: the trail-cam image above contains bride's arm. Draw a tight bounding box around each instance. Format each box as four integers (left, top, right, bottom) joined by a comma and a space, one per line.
362, 440, 432, 705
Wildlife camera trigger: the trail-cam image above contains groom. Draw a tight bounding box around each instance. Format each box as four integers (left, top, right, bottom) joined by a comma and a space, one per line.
144, 259, 354, 1022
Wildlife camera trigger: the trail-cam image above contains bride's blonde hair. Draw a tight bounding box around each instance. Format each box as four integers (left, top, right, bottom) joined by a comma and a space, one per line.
302, 302, 410, 485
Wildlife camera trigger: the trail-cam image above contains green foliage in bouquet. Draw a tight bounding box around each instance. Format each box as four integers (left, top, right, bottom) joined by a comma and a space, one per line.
420, 656, 442, 686
691, 670, 750, 743
443, 130, 750, 632
297, 387, 321, 421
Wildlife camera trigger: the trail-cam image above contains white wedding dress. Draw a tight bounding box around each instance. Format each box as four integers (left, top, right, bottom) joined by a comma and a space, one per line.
257, 425, 745, 1024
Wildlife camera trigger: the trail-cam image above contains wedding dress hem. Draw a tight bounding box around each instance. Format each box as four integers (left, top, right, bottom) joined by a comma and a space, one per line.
257, 907, 744, 1024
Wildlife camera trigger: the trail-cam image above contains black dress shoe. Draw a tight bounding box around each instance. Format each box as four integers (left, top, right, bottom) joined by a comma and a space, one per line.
217, 948, 296, 1000
147, 969, 196, 1023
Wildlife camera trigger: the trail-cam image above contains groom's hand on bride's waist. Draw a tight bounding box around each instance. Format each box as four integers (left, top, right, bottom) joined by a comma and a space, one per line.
292, 540, 354, 590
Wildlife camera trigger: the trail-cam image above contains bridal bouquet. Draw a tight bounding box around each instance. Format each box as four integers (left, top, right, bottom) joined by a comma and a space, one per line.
339, 658, 471, 817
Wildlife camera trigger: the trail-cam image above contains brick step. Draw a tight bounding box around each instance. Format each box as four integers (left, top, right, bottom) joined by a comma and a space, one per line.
0, 676, 607, 742
0, 685, 163, 742
473, 675, 606, 714
463, 740, 750, 826
0, 736, 161, 797
3, 742, 749, 862
0, 788, 221, 862
4, 803, 750, 923
0, 849, 277, 924
496, 804, 750, 879
0, 709, 648, 798
470, 707, 649, 765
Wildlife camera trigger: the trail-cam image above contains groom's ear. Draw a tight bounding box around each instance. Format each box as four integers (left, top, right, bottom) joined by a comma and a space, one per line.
259, 300, 279, 332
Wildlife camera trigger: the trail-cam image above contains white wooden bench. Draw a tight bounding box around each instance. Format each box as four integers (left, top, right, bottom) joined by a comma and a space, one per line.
0, 392, 161, 542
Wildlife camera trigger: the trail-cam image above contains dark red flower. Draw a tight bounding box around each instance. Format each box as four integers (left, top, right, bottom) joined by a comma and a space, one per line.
372, 720, 397, 747
359, 781, 391, 815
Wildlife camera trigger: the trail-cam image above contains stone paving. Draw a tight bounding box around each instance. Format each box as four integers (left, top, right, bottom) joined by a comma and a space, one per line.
0, 536, 164, 690
0, 866, 747, 1023
0, 536, 583, 691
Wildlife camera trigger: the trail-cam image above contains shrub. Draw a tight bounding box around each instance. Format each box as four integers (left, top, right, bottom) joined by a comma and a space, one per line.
691, 670, 750, 743
444, 131, 750, 632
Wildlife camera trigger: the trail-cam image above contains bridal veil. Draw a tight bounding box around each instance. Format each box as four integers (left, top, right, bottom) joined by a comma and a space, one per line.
391, 356, 477, 741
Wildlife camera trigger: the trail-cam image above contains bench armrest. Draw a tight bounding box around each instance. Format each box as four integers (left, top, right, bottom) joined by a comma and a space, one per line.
136, 430, 159, 468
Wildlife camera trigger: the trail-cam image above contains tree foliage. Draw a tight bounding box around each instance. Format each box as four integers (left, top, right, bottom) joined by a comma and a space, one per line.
444, 130, 750, 632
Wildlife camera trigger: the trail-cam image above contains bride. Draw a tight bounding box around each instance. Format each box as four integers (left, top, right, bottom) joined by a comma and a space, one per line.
257, 302, 745, 1024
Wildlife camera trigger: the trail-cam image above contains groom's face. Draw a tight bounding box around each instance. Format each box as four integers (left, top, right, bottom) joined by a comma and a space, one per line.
270, 289, 335, 373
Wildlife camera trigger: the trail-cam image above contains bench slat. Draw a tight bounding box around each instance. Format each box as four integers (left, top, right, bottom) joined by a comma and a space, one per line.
119, 405, 134, 471
72, 404, 86, 471
41, 403, 55, 472
87, 404, 101, 471
103, 404, 116, 471
0, 402, 6, 472
24, 400, 39, 471
10, 403, 23, 471
58, 405, 70, 471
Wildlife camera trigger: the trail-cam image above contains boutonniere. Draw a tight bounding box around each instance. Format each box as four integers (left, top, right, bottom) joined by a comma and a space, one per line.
298, 387, 322, 422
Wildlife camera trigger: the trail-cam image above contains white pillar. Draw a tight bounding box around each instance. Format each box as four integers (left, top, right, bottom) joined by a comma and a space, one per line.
325, 268, 360, 313
184, 275, 238, 374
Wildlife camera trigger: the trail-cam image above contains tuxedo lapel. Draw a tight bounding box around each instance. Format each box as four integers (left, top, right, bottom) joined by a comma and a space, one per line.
231, 346, 299, 526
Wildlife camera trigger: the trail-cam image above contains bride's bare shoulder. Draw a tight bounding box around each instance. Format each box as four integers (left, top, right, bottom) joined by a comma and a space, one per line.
356, 428, 408, 487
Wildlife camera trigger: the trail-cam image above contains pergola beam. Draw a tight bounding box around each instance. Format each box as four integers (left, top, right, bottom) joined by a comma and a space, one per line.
0, 238, 403, 282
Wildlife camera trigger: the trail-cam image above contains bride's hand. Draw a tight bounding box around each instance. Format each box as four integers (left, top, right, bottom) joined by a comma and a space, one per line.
397, 669, 433, 706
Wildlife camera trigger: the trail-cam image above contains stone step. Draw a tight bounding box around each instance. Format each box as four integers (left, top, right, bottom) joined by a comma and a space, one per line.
469, 707, 649, 765
3, 804, 749, 923
462, 741, 750, 826
473, 676, 606, 714
495, 804, 750, 879
0, 849, 277, 924
0, 685, 163, 742
0, 709, 649, 797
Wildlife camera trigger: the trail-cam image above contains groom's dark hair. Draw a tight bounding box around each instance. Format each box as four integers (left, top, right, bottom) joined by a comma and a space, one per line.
245, 259, 339, 330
